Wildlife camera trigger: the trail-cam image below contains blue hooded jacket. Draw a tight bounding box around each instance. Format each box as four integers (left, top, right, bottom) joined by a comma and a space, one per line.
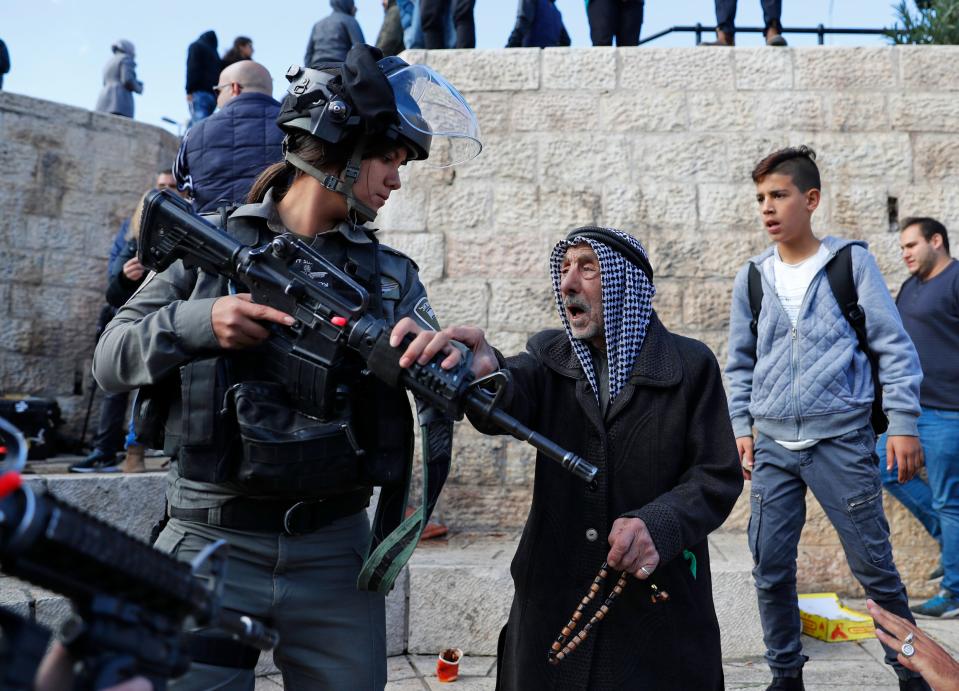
725, 236, 922, 441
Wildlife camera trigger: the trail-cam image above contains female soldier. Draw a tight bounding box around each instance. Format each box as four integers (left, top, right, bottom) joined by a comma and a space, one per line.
92, 45, 480, 690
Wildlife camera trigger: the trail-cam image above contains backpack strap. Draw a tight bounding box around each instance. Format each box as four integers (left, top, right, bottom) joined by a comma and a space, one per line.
824, 245, 888, 434
746, 262, 763, 361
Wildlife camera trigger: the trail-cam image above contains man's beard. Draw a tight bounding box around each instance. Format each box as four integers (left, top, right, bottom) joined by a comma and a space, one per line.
564, 295, 603, 341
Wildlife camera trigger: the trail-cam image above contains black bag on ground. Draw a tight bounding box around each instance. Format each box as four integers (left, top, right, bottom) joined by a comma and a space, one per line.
0, 396, 63, 459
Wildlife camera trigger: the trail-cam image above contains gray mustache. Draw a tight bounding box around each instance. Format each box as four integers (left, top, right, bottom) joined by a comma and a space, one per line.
564, 295, 591, 313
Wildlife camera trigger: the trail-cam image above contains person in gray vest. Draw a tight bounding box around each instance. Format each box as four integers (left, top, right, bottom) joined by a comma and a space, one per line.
304, 0, 366, 66
93, 44, 481, 689
173, 60, 283, 213
94, 40, 143, 119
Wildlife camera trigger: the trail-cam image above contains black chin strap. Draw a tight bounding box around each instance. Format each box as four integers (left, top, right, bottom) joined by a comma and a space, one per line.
284, 136, 378, 225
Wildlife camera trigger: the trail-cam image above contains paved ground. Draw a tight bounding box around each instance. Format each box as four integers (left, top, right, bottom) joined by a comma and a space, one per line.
252, 599, 959, 690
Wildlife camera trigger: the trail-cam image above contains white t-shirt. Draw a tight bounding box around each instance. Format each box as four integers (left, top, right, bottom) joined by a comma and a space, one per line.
767, 242, 831, 451
772, 243, 831, 327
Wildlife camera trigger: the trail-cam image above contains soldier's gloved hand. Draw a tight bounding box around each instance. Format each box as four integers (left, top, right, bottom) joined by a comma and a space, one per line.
390, 318, 499, 378
211, 293, 295, 349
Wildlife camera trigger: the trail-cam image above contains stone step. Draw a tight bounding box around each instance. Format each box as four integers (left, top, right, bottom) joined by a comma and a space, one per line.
1, 474, 765, 670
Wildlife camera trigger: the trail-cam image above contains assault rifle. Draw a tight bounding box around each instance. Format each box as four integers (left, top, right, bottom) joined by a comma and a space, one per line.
134, 189, 598, 484
0, 417, 278, 690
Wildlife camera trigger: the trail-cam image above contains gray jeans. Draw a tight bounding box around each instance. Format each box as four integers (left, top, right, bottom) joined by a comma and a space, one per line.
749, 426, 922, 681
155, 512, 387, 690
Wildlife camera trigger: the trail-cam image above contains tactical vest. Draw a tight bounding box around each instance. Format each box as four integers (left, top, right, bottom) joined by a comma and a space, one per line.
144, 212, 414, 495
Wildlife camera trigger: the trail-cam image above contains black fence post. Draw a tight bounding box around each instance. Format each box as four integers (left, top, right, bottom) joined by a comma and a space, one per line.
695, 23, 703, 45
817, 24, 825, 45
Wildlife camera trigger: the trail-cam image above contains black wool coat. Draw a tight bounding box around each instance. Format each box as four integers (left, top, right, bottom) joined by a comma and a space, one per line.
479, 314, 743, 691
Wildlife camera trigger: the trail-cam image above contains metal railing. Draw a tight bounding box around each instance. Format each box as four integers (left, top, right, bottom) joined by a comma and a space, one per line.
638, 25, 901, 46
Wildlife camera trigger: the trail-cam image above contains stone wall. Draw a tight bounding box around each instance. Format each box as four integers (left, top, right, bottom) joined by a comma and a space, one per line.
378, 46, 957, 596
0, 93, 179, 436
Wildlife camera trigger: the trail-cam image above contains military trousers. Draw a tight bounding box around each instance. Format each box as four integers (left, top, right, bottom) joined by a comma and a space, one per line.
154, 511, 387, 690
748, 426, 924, 683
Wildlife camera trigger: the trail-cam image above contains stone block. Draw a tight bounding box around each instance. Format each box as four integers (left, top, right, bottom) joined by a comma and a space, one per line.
511, 92, 596, 133
0, 317, 35, 353
690, 92, 823, 133
683, 280, 733, 331
440, 485, 532, 532
492, 184, 540, 233
449, 425, 507, 486
445, 228, 553, 280
380, 187, 429, 232
456, 134, 537, 182
647, 227, 767, 280
486, 331, 530, 359
41, 251, 106, 288
804, 133, 912, 182
794, 48, 896, 91
379, 231, 445, 283
407, 538, 517, 655
25, 474, 167, 542
465, 92, 512, 135
601, 185, 643, 231
538, 188, 602, 232
0, 248, 44, 284
890, 93, 959, 133
428, 183, 493, 231
620, 48, 734, 91
734, 47, 794, 90
426, 279, 489, 327
503, 438, 536, 487
0, 139, 40, 185
542, 47, 616, 91
635, 180, 698, 229
830, 186, 891, 236
726, 135, 793, 185
651, 279, 683, 330
631, 134, 730, 182
897, 184, 959, 225
708, 533, 765, 658
599, 91, 687, 133
914, 134, 959, 179
386, 568, 409, 656
426, 49, 540, 92
487, 278, 557, 332
899, 45, 959, 90
825, 93, 889, 132
541, 135, 630, 187
698, 183, 761, 230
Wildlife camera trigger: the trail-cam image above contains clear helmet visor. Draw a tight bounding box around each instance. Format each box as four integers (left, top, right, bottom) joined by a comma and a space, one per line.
388, 64, 482, 167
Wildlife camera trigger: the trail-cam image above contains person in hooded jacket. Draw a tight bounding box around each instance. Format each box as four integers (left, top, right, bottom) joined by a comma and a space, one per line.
305, 0, 366, 66
506, 0, 571, 48
94, 40, 143, 119
393, 227, 743, 690
186, 30, 222, 126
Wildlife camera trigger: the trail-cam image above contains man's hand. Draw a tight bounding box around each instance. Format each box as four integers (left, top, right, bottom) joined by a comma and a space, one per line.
867, 599, 959, 691
390, 317, 499, 378
737, 436, 755, 481
887, 435, 924, 483
606, 517, 660, 580
211, 294, 295, 349
122, 257, 145, 282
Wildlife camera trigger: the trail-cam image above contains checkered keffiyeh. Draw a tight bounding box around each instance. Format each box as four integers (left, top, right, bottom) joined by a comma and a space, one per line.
549, 228, 656, 403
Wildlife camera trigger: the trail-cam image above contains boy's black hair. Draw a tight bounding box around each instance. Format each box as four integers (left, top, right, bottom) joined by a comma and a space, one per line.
901, 216, 951, 254
752, 145, 821, 192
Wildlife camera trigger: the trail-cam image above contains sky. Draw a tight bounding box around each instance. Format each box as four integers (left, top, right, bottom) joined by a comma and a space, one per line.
1, 1, 904, 135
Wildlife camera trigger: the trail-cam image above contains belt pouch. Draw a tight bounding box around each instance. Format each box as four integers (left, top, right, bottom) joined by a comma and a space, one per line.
230, 381, 360, 495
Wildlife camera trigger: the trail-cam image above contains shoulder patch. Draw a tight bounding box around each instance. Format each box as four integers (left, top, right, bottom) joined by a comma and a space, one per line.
413, 297, 440, 330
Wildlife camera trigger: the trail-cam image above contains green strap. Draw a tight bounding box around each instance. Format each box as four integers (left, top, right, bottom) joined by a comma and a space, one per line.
357, 422, 439, 594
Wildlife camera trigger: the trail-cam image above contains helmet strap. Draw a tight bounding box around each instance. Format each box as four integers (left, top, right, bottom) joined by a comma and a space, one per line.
283, 136, 377, 225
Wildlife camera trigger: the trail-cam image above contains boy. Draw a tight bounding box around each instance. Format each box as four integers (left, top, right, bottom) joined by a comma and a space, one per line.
725, 146, 929, 691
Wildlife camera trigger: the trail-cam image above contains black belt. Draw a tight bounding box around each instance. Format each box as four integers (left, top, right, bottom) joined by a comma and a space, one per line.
170, 489, 372, 536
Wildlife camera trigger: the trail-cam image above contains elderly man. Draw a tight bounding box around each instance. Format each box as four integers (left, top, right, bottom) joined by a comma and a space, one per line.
174, 60, 283, 213
393, 226, 743, 689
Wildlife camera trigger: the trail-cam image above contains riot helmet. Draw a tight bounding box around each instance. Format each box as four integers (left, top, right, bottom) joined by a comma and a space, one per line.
276, 44, 481, 224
